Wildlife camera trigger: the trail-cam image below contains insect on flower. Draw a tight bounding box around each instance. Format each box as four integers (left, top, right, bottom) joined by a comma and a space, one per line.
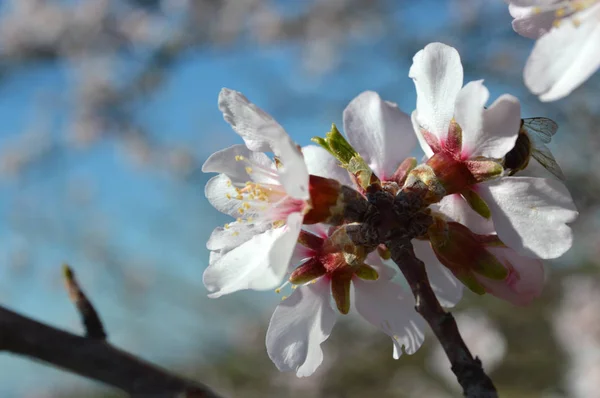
503, 117, 565, 181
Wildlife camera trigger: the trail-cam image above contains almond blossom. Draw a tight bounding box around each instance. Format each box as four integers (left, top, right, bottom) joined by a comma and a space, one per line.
336, 87, 545, 306
507, 0, 600, 101
203, 88, 321, 298
266, 223, 426, 377
340, 91, 464, 308
408, 42, 578, 262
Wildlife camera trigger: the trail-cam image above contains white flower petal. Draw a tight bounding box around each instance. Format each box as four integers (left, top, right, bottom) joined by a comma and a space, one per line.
302, 145, 353, 186
205, 174, 245, 218
435, 194, 495, 235
412, 239, 464, 308
456, 81, 520, 159
272, 135, 310, 200
409, 42, 463, 142
266, 277, 336, 377
509, 3, 557, 39
365, 251, 398, 281
411, 111, 434, 158
353, 277, 426, 358
207, 221, 270, 251
203, 212, 303, 297
343, 91, 416, 179
524, 13, 600, 101
202, 144, 274, 184
218, 88, 309, 199
218, 88, 286, 153
477, 177, 578, 259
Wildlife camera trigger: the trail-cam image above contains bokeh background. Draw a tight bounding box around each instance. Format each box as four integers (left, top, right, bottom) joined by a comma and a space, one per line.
0, 1, 599, 397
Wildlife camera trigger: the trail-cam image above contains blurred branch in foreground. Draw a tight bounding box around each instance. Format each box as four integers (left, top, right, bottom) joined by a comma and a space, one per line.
0, 265, 223, 398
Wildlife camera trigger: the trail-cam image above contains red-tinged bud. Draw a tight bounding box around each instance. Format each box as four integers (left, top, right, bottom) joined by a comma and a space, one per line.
444, 119, 463, 156
428, 219, 508, 287
404, 164, 446, 205
303, 175, 343, 225
464, 159, 503, 183
331, 273, 352, 314
297, 229, 325, 250
377, 244, 391, 260
426, 152, 477, 195
289, 257, 327, 284
391, 157, 417, 187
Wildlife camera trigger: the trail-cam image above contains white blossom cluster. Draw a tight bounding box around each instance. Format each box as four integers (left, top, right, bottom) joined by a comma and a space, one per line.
203, 42, 577, 376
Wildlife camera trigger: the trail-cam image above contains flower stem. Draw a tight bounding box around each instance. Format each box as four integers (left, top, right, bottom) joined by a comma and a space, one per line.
387, 240, 498, 398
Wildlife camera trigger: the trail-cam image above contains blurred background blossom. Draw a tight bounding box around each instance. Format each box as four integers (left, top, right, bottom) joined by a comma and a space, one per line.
0, 0, 598, 397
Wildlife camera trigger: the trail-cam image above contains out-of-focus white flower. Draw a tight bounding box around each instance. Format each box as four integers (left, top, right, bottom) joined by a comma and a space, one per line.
266, 224, 426, 377
507, 0, 600, 101
553, 275, 600, 356
409, 42, 578, 261
202, 88, 310, 298
428, 310, 506, 390
553, 275, 600, 397
566, 350, 600, 398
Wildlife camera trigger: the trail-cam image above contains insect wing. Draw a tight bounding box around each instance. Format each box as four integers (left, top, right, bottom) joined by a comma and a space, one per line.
521, 117, 558, 144
530, 142, 565, 181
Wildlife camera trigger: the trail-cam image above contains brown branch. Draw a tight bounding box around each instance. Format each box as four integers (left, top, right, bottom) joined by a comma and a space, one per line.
0, 305, 223, 397
63, 264, 107, 340
387, 241, 498, 398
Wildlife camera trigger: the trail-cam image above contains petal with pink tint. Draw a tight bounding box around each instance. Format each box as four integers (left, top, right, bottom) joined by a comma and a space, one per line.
409, 43, 463, 143
476, 247, 545, 306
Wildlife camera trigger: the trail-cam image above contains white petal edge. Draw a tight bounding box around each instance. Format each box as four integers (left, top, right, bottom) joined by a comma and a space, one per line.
509, 3, 557, 39
476, 177, 578, 259
435, 193, 495, 235
409, 42, 463, 142
218, 88, 286, 153
343, 91, 417, 179
266, 277, 336, 377
455, 80, 521, 159
301, 145, 353, 186
353, 277, 426, 358
411, 111, 434, 158
524, 13, 600, 101
412, 239, 464, 307
203, 212, 303, 297
218, 88, 309, 199
202, 144, 277, 184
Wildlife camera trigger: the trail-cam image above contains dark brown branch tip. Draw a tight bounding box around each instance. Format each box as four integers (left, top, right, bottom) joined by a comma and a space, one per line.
62, 264, 107, 340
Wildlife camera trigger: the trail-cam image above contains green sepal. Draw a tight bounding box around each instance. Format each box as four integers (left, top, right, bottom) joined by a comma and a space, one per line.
461, 189, 491, 219
355, 264, 379, 281
456, 272, 486, 295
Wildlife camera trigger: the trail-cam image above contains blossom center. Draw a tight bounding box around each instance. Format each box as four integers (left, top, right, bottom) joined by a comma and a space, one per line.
226, 155, 307, 228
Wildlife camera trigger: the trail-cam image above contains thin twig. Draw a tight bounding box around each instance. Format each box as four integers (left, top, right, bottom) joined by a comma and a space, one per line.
0, 305, 223, 398
387, 241, 498, 398
349, 187, 498, 398
63, 264, 107, 340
